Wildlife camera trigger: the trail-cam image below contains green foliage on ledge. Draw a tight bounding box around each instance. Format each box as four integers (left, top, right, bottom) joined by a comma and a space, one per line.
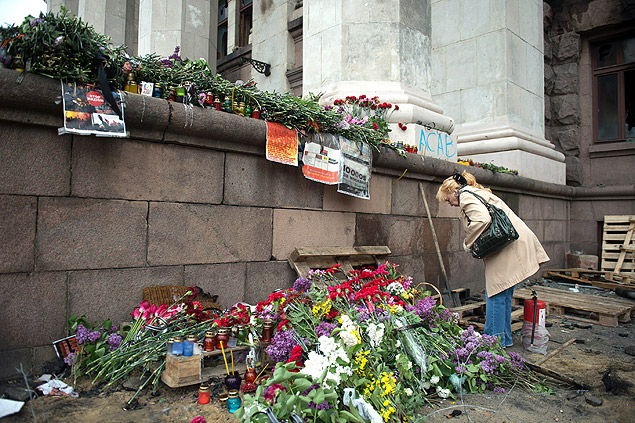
0, 8, 395, 152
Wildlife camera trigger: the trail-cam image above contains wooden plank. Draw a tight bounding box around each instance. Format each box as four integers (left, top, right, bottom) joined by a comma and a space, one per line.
534, 339, 576, 366
604, 215, 635, 223
542, 269, 635, 290
450, 301, 486, 318
615, 221, 635, 273
514, 287, 635, 318
290, 246, 390, 262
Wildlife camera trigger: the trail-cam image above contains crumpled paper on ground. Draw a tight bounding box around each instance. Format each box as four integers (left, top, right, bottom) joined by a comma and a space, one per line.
36, 378, 78, 397
0, 399, 24, 418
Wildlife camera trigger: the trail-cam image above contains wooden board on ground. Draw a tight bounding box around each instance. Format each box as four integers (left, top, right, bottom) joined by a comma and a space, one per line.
601, 215, 635, 276
288, 246, 391, 281
513, 286, 635, 327
543, 268, 635, 289
450, 301, 524, 332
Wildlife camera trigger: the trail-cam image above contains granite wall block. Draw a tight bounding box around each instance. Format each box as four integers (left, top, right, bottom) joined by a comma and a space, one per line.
0, 272, 67, 351
68, 266, 183, 325
72, 137, 224, 203
0, 195, 37, 273
148, 203, 273, 265
36, 197, 148, 271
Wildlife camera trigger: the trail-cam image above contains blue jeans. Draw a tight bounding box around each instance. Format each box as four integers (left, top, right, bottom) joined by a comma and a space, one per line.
485, 286, 515, 347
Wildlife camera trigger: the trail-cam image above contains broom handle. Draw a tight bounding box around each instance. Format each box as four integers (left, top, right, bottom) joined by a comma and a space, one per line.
419, 184, 458, 307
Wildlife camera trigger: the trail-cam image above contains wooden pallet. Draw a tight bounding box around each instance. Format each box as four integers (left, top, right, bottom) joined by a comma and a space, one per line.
288, 246, 391, 280
450, 301, 524, 332
601, 215, 635, 276
542, 268, 635, 289
513, 286, 635, 327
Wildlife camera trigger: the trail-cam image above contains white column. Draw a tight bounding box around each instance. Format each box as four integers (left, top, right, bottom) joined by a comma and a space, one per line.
303, 0, 456, 160
226, 0, 238, 54
47, 0, 79, 15
431, 0, 565, 184
251, 0, 295, 92
138, 0, 211, 62
78, 0, 127, 46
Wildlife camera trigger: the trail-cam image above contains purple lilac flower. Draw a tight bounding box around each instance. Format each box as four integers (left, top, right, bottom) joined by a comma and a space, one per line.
111, 325, 118, 333
508, 352, 526, 370
108, 333, 122, 351
411, 297, 436, 320
266, 329, 299, 362
63, 353, 76, 366
87, 330, 101, 343
76, 324, 89, 344
455, 364, 466, 375
315, 322, 336, 337
302, 385, 319, 396
479, 359, 497, 375
493, 386, 505, 393
356, 306, 371, 323
30, 17, 42, 26
293, 277, 312, 293
308, 401, 332, 410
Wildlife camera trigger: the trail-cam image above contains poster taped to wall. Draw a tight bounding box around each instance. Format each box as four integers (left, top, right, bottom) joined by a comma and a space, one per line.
338, 136, 371, 199
60, 82, 126, 137
265, 121, 298, 166
302, 133, 341, 184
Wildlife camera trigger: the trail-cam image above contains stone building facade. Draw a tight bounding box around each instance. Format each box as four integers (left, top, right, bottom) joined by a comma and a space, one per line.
44, 1, 634, 187
0, 0, 627, 379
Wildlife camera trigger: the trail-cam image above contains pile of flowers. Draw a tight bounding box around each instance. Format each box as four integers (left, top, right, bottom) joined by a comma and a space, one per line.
65, 315, 123, 375
67, 288, 218, 403
329, 95, 398, 134
236, 262, 545, 423
458, 158, 519, 176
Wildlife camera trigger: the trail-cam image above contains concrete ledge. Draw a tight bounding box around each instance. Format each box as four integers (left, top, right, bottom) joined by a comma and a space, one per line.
1, 68, 631, 201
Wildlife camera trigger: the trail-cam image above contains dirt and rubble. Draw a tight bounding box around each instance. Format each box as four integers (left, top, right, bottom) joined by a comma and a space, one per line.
1, 281, 634, 423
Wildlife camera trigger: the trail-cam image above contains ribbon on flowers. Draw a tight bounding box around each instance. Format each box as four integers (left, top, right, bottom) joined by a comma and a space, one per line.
342, 388, 382, 423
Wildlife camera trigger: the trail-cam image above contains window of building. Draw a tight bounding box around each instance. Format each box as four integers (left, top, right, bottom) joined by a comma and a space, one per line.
238, 0, 253, 47
217, 0, 228, 59
592, 35, 635, 142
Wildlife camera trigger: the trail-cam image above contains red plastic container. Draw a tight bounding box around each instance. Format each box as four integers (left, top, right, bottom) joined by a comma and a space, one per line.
523, 298, 546, 327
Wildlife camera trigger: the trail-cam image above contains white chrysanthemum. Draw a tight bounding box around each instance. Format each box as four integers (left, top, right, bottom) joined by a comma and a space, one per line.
386, 281, 405, 295
340, 314, 357, 332
340, 330, 359, 348
318, 335, 338, 356
366, 322, 385, 347
436, 386, 450, 398
430, 375, 440, 385
395, 340, 401, 348
421, 381, 431, 390
404, 388, 413, 396
301, 351, 328, 381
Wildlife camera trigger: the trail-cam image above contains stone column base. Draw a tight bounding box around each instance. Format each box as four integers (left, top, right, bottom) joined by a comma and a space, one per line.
317, 80, 455, 134
456, 122, 566, 184
387, 123, 458, 162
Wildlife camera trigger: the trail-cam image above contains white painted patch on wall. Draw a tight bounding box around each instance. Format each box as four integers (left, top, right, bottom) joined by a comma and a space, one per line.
187, 5, 202, 28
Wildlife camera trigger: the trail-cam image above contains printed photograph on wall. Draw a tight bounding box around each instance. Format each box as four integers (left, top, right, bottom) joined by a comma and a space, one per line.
61, 82, 126, 137
338, 136, 371, 199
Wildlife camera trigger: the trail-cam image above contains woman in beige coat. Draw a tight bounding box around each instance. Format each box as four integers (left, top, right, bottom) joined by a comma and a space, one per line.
437, 172, 549, 347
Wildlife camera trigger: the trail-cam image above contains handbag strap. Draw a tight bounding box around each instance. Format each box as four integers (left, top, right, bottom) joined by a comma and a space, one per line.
459, 188, 493, 211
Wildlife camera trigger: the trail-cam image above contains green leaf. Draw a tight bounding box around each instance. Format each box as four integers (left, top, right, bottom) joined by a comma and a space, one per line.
95, 347, 106, 358
339, 410, 359, 422
292, 378, 312, 393
313, 389, 325, 404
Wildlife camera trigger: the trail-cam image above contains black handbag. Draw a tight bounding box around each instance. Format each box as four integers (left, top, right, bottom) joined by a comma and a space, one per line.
460, 189, 519, 259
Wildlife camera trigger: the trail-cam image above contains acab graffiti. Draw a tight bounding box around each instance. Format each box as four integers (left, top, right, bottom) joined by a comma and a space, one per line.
418, 128, 457, 160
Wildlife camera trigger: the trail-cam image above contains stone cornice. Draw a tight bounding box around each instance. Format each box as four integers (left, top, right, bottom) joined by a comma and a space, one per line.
0, 69, 632, 200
